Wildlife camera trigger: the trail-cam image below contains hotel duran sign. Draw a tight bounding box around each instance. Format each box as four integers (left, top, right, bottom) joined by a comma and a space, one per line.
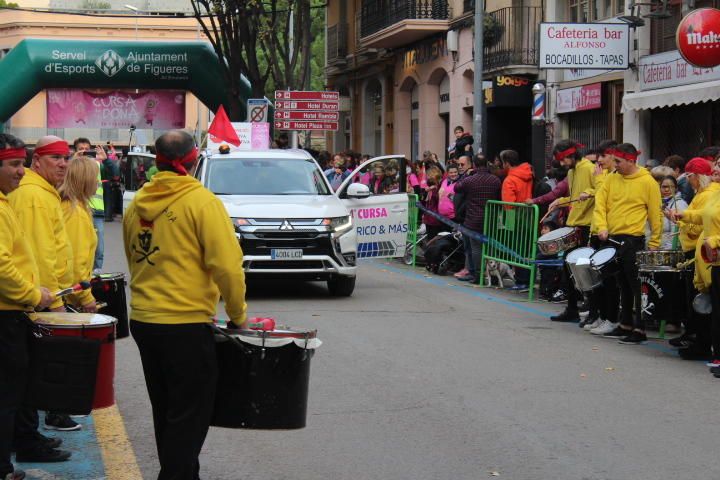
539, 23, 630, 69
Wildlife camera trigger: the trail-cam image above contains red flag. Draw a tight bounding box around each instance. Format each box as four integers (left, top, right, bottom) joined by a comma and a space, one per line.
208, 105, 241, 146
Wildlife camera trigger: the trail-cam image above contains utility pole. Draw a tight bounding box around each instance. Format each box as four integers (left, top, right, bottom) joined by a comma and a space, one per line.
472, 0, 484, 153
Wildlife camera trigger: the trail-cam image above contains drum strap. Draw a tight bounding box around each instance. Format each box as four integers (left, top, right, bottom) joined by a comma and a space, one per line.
210, 323, 252, 353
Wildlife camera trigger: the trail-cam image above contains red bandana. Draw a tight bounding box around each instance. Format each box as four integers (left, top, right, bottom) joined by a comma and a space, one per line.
0, 147, 27, 161
155, 147, 198, 176
34, 141, 70, 157
553, 143, 585, 161
608, 148, 641, 162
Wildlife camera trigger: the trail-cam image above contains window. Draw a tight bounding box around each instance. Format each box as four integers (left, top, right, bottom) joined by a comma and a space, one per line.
568, 0, 624, 21
354, 158, 403, 195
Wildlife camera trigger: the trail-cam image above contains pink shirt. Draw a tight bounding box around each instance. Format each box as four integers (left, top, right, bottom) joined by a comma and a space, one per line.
438, 178, 456, 218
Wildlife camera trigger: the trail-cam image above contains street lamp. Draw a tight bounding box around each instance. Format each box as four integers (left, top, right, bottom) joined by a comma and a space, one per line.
124, 4, 139, 40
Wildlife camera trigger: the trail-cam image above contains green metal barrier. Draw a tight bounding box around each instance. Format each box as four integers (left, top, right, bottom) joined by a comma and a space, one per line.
405, 193, 419, 266
480, 200, 539, 300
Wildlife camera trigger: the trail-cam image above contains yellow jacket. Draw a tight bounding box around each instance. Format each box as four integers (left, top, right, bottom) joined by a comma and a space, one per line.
9, 169, 73, 310
0, 192, 42, 311
681, 188, 720, 292
62, 200, 97, 307
678, 182, 720, 253
589, 168, 611, 235
593, 167, 663, 248
556, 158, 596, 227
123, 172, 247, 325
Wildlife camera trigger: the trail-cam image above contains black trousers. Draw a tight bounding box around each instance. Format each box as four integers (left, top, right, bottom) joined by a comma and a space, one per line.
563, 226, 590, 313
588, 235, 612, 321
131, 321, 218, 480
711, 267, 720, 361
602, 235, 645, 330
0, 312, 30, 476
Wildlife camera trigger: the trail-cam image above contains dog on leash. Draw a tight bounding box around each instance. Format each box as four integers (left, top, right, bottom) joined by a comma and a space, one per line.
485, 259, 516, 288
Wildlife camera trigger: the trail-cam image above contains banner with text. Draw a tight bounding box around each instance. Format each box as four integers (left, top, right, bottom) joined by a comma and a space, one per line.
539, 23, 630, 70
639, 49, 720, 91
556, 83, 602, 113
47, 89, 185, 129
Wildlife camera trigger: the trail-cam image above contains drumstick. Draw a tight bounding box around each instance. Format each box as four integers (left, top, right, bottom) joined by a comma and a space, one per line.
54, 281, 92, 298
555, 196, 595, 208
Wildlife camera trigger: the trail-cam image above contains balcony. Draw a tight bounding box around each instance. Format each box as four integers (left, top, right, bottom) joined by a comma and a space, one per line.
327, 22, 348, 65
358, 0, 450, 49
483, 6, 542, 73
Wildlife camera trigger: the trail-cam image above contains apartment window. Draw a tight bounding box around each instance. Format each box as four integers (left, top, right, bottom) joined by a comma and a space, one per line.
569, 0, 624, 21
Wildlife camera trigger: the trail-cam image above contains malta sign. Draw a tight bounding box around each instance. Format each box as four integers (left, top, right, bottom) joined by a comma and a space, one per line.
556, 83, 602, 113
676, 8, 720, 68
539, 23, 630, 70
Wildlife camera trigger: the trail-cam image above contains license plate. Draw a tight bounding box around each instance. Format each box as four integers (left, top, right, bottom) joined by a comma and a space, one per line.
271, 249, 303, 259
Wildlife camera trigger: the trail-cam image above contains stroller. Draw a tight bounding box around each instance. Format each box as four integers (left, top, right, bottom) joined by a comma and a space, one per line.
423, 231, 465, 275
403, 224, 428, 265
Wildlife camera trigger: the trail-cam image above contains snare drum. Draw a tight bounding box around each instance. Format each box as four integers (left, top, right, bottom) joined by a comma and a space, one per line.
537, 227, 579, 255
34, 313, 117, 409
565, 247, 595, 292
693, 293, 712, 315
212, 326, 321, 430
92, 273, 128, 339
637, 250, 686, 271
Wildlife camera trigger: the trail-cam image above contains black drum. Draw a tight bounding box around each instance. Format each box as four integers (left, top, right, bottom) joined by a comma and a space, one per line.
211, 326, 320, 430
639, 270, 683, 327
92, 273, 129, 339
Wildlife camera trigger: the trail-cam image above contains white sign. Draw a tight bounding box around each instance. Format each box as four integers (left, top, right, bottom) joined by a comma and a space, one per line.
638, 49, 720, 91
207, 122, 270, 151
246, 98, 270, 122
539, 23, 630, 70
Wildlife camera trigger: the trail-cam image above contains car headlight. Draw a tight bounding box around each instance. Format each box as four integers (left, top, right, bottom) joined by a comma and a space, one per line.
323, 216, 352, 234
232, 218, 250, 233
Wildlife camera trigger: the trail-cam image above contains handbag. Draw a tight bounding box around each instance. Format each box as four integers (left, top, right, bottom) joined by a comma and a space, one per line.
24, 319, 101, 415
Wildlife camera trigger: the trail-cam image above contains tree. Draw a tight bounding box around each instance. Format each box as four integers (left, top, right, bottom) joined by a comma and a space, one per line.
190, 0, 324, 120
80, 0, 111, 9
0, 0, 20, 7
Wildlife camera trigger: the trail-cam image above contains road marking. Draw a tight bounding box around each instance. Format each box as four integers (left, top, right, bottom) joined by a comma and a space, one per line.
93, 405, 143, 480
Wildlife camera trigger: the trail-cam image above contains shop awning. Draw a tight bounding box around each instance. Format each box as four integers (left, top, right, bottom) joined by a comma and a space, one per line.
622, 80, 720, 111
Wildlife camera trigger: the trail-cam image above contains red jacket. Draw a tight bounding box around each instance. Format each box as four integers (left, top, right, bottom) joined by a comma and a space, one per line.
501, 163, 534, 203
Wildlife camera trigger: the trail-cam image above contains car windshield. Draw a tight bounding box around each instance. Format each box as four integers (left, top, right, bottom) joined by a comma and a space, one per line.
205, 157, 331, 195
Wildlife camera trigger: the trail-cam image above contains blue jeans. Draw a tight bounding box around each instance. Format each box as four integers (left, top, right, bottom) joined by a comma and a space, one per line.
462, 233, 474, 276
93, 215, 104, 270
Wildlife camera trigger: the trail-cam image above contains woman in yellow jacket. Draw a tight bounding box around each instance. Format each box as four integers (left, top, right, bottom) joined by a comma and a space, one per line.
58, 156, 98, 312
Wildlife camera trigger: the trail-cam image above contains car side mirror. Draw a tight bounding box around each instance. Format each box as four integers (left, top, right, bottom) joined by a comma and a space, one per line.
347, 182, 371, 199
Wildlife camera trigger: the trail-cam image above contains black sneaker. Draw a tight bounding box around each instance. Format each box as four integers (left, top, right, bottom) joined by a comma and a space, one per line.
669, 334, 695, 348
15, 445, 71, 463
711, 365, 720, 376
550, 310, 580, 322
678, 346, 712, 361
4, 469, 26, 480
45, 414, 81, 432
619, 331, 648, 345
550, 290, 567, 303
603, 326, 631, 338
36, 432, 62, 449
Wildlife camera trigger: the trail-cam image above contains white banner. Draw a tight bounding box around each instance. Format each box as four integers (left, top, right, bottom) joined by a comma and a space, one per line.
540, 23, 630, 70
638, 49, 720, 91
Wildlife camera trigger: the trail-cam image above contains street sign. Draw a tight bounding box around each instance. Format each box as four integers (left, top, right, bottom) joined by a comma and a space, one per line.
274, 90, 339, 101
274, 120, 339, 131
275, 100, 339, 111
274, 110, 339, 121
246, 98, 270, 122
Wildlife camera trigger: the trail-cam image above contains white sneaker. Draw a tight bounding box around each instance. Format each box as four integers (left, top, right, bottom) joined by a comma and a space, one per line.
584, 317, 604, 331
590, 320, 618, 335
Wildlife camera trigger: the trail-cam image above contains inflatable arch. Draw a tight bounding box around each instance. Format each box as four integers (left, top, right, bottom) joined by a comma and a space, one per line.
0, 38, 251, 123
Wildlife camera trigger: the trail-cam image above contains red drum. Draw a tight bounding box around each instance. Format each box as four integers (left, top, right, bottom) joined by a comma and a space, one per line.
34, 313, 117, 409
92, 273, 129, 339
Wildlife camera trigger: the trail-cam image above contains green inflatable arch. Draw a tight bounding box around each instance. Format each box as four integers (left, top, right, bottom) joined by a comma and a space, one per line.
0, 38, 251, 123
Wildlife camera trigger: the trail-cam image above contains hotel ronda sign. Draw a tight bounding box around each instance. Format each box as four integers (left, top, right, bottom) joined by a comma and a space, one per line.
0, 38, 251, 122
539, 23, 630, 70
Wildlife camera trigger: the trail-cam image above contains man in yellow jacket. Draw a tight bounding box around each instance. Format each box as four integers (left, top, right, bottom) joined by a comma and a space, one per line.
593, 143, 663, 345
547, 140, 596, 323
123, 130, 247, 480
0, 134, 63, 480
9, 136, 83, 438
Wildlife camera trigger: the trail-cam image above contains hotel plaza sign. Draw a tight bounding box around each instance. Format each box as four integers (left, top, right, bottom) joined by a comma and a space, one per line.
539, 23, 630, 69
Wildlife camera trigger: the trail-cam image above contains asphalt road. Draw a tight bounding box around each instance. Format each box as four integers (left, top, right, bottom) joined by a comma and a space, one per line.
104, 221, 720, 480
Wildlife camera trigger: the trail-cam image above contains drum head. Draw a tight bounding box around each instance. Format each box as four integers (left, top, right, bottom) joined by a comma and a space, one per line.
566, 247, 595, 264
94, 272, 126, 281
591, 247, 617, 266
34, 312, 117, 328
693, 294, 712, 315
538, 227, 575, 242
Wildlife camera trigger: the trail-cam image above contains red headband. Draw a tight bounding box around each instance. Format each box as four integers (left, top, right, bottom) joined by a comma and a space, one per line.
155, 147, 198, 176
0, 147, 27, 161
608, 148, 641, 162
553, 143, 585, 161
34, 141, 70, 157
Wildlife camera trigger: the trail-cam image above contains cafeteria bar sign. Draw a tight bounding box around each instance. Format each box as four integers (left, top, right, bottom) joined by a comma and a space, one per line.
539, 23, 630, 70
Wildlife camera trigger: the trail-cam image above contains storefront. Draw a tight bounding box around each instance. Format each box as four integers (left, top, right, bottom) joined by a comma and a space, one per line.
482, 74, 534, 162
623, 49, 720, 161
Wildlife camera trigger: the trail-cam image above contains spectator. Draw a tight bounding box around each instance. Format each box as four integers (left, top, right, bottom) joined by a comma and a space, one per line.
325, 154, 351, 191
490, 155, 506, 182
664, 154, 693, 204
500, 149, 534, 289
453, 153, 501, 283
438, 164, 459, 221
659, 175, 687, 249
317, 150, 332, 171
537, 220, 564, 301
423, 150, 445, 174
369, 163, 392, 194
651, 165, 675, 183
422, 168, 446, 240
275, 133, 290, 149
449, 126, 474, 160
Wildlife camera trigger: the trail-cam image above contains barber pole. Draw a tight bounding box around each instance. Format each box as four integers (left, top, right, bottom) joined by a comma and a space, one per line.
532, 83, 545, 122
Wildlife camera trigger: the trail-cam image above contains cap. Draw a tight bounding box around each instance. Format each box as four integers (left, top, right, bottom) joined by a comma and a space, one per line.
685, 157, 712, 176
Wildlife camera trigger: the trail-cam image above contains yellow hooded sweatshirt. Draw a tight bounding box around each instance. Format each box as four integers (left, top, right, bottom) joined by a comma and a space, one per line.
62, 200, 97, 307
9, 169, 73, 310
589, 168, 612, 235
681, 187, 720, 292
123, 171, 247, 325
0, 191, 42, 311
593, 167, 663, 249
556, 157, 597, 227
678, 182, 720, 253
